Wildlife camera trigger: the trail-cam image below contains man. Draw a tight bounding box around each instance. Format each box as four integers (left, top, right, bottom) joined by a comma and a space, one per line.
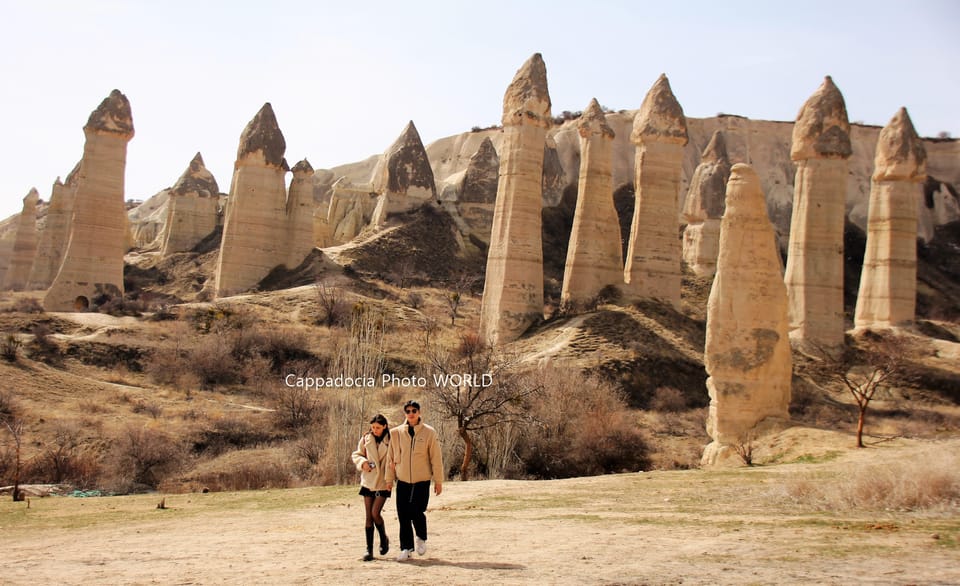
384, 399, 443, 561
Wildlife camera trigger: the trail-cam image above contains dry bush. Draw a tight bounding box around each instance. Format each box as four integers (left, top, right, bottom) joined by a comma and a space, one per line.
145, 347, 185, 386
7, 297, 44, 314
195, 415, 277, 456
315, 282, 350, 327
27, 421, 101, 488
651, 386, 688, 412
78, 398, 111, 415
186, 461, 293, 492
107, 425, 185, 491
316, 393, 364, 485
782, 452, 960, 511
0, 390, 18, 423
131, 400, 163, 419
515, 366, 650, 479
189, 336, 242, 388
1, 334, 22, 362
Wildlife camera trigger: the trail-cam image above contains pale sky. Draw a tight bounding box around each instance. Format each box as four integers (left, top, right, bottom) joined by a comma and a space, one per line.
1, 0, 957, 221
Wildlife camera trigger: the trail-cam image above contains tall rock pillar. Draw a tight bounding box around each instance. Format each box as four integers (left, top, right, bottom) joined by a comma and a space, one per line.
215, 103, 289, 297
784, 77, 852, 347
623, 74, 689, 306
286, 159, 317, 268
561, 98, 622, 307
44, 90, 133, 311
3, 188, 40, 291
681, 131, 731, 278
160, 152, 220, 257
28, 164, 79, 290
702, 164, 792, 467
854, 108, 927, 328
479, 53, 552, 346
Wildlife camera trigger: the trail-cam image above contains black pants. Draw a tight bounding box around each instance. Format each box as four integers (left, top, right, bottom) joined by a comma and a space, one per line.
395, 480, 431, 551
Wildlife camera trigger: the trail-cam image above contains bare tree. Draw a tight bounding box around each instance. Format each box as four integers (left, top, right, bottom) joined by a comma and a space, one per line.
815, 335, 909, 448
315, 280, 348, 327
425, 333, 541, 480
444, 273, 479, 326
2, 419, 24, 501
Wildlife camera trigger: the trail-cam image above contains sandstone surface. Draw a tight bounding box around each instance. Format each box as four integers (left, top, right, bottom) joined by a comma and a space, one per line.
45, 90, 134, 311
561, 98, 622, 307
702, 164, 792, 466
160, 153, 220, 257
479, 53, 551, 346
214, 103, 289, 297
28, 164, 79, 289
623, 74, 688, 306
855, 108, 927, 328
286, 159, 317, 267
3, 188, 40, 290
681, 130, 731, 278
784, 77, 851, 348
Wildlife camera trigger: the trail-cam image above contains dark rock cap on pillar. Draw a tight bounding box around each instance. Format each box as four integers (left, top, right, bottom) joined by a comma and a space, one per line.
630, 74, 688, 146
172, 152, 220, 197
501, 53, 552, 127
238, 103, 287, 168
873, 107, 927, 182
85, 89, 134, 137
578, 98, 615, 139
791, 76, 852, 161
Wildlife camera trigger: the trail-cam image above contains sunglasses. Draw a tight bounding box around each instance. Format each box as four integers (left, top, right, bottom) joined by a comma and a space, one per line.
404, 408, 419, 414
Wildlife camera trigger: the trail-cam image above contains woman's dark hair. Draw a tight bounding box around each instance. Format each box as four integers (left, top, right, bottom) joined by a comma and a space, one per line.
369, 413, 389, 443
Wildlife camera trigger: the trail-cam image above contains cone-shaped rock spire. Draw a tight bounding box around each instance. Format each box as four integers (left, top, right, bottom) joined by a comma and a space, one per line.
172, 152, 220, 197
681, 130, 732, 278
480, 53, 552, 346
561, 97, 621, 307
623, 74, 689, 306
3, 188, 40, 291
784, 76, 852, 348
160, 152, 221, 257
85, 89, 134, 136
855, 108, 927, 328
702, 164, 791, 466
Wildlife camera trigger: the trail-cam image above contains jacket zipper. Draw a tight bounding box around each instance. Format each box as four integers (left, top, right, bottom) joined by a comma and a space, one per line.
409, 425, 415, 503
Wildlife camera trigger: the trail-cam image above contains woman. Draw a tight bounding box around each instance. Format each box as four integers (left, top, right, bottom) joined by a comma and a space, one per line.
351, 414, 391, 561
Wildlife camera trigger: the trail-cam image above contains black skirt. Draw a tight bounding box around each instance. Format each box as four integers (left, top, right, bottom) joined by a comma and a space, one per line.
359, 486, 392, 498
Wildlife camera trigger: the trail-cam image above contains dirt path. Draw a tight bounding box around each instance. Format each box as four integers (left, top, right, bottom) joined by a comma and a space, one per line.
3, 439, 958, 585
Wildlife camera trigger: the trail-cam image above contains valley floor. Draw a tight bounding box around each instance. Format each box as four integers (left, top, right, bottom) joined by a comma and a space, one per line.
2, 437, 958, 585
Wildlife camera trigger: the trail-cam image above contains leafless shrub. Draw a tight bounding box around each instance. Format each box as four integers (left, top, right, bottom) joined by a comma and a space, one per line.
108, 425, 184, 491
29, 420, 101, 487
131, 400, 164, 419
651, 386, 687, 412
145, 347, 185, 386
188, 460, 294, 492
315, 282, 350, 327
12, 297, 44, 314
405, 291, 424, 309
1, 334, 22, 362
735, 431, 756, 466
271, 362, 324, 431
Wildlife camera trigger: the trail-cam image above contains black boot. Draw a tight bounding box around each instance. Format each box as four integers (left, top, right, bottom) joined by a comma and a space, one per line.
363, 526, 374, 561
376, 522, 389, 555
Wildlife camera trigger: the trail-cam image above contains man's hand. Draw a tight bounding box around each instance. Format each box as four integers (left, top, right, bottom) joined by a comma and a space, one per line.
434, 483, 442, 496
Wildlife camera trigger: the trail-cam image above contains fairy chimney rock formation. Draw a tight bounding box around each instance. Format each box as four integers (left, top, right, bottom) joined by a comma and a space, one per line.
215, 103, 289, 297
29, 163, 80, 290
682, 130, 732, 277
854, 108, 927, 328
286, 158, 317, 268
45, 90, 133, 311
479, 53, 552, 346
371, 120, 437, 220
160, 152, 220, 256
561, 98, 622, 307
3, 188, 40, 290
784, 76, 852, 348
702, 164, 792, 467
624, 74, 689, 306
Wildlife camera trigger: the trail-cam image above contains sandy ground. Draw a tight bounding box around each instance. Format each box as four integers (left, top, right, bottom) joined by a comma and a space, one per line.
2, 437, 958, 586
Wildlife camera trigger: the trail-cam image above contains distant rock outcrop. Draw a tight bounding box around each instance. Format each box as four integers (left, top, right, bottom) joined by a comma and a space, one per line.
784, 77, 852, 348
159, 153, 220, 257
45, 90, 134, 311
215, 103, 290, 297
681, 130, 731, 278
451, 137, 500, 244
479, 53, 552, 346
28, 164, 79, 290
561, 98, 622, 307
623, 74, 689, 306
855, 108, 927, 328
702, 164, 791, 467
3, 188, 40, 290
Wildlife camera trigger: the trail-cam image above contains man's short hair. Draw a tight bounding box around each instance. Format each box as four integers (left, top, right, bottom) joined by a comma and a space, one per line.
403, 400, 421, 411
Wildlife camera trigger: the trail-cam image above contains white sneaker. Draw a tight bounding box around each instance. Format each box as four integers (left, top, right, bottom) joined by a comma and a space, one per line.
415, 537, 427, 556
396, 549, 412, 562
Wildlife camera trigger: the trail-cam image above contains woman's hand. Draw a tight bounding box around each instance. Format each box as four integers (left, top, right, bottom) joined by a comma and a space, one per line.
363, 461, 374, 472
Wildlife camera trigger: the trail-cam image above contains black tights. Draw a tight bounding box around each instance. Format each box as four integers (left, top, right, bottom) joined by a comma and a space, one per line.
364, 495, 387, 528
